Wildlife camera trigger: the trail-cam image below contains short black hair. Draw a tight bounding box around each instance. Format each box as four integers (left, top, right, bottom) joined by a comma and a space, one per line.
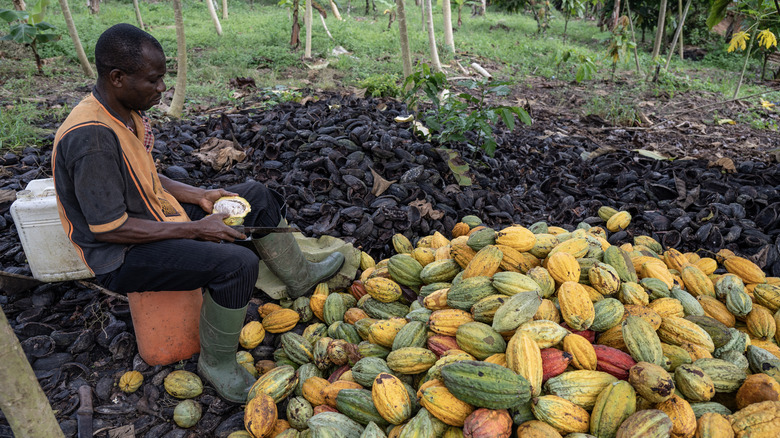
95, 23, 164, 79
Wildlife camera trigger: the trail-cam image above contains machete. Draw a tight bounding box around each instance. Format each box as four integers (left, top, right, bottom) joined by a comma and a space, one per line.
77, 385, 93, 438
231, 225, 302, 236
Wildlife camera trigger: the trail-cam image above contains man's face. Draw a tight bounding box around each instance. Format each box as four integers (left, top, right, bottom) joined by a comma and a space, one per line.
119, 44, 166, 112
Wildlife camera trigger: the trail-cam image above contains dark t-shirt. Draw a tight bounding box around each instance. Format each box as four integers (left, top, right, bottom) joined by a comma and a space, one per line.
52, 90, 189, 275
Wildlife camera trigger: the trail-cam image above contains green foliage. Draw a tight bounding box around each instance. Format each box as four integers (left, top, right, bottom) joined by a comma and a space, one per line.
359, 73, 401, 98
402, 63, 532, 158
0, 0, 60, 73
555, 49, 597, 82
491, 0, 530, 14
605, 16, 635, 79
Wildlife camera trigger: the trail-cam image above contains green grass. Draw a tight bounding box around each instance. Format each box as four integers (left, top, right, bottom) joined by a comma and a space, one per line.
1, 0, 780, 151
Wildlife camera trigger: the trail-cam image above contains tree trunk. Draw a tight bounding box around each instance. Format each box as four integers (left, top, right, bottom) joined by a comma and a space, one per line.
319, 12, 334, 39
611, 0, 620, 30
563, 13, 569, 43
442, 0, 454, 53
57, 0, 95, 78
222, 0, 228, 19
677, 0, 685, 61
87, 0, 99, 14
421, 0, 426, 32
733, 31, 754, 99
664, 0, 691, 70
479, 0, 485, 15
651, 0, 667, 59
12, 0, 25, 10
305, 0, 313, 59
206, 0, 223, 35
0, 305, 65, 438
397, 0, 413, 80
168, 0, 187, 118
329, 0, 342, 20
424, 0, 442, 72
457, 4, 462, 27
624, 0, 642, 75
290, 0, 300, 48
132, 0, 145, 30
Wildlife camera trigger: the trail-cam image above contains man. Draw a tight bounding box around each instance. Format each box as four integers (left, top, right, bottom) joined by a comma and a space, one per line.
52, 23, 344, 403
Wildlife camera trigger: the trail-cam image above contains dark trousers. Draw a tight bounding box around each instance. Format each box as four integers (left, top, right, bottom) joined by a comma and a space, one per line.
96, 181, 284, 309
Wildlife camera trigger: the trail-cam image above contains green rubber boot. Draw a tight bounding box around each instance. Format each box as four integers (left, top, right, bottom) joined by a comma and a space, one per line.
253, 219, 346, 299
197, 290, 256, 403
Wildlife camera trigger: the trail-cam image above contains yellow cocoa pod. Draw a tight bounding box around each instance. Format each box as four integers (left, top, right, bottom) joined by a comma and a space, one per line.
563, 333, 597, 370
546, 252, 581, 284
664, 249, 691, 271
119, 370, 143, 393
239, 321, 266, 349
506, 331, 543, 396
698, 295, 735, 328
462, 245, 503, 279
262, 308, 300, 333
452, 222, 471, 238
695, 412, 733, 438
724, 256, 767, 284
606, 211, 631, 232
747, 304, 777, 341
534, 299, 561, 323
558, 281, 595, 331
682, 265, 715, 297
495, 225, 536, 252
655, 394, 696, 438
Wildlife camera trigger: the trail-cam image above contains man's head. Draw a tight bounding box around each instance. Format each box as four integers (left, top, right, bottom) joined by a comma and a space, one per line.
95, 24, 167, 112
95, 23, 164, 79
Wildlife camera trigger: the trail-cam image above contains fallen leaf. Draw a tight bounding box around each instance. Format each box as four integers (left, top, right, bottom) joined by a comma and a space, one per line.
409, 199, 444, 220
193, 137, 246, 171
634, 149, 670, 160
709, 157, 736, 173
716, 118, 736, 125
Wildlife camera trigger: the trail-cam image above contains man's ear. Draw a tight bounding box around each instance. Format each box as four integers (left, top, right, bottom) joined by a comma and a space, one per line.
108, 68, 125, 88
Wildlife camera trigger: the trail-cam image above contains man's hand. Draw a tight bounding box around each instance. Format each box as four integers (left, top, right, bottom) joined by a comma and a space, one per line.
199, 188, 239, 214
194, 213, 247, 242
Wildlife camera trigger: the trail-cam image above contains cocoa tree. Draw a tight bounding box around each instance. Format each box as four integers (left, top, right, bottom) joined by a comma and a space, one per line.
57, 0, 94, 77
0, 305, 65, 438
168, 0, 187, 118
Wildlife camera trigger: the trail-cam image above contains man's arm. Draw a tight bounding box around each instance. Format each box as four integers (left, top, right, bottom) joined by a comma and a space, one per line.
94, 213, 246, 244
159, 175, 237, 213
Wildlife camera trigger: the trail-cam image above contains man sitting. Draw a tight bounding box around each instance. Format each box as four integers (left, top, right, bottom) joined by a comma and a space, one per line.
52, 23, 343, 402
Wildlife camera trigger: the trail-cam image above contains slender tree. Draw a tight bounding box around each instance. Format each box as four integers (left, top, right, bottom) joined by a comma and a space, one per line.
664, 0, 691, 69
0, 306, 65, 438
397, 0, 412, 79
304, 0, 313, 58
424, 0, 442, 71
651, 0, 667, 58
222, 0, 228, 19
12, 0, 25, 10
329, 0, 342, 20
58, 0, 94, 78
678, 0, 683, 59
132, 0, 144, 29
206, 0, 223, 35
168, 0, 187, 118
442, 0, 455, 53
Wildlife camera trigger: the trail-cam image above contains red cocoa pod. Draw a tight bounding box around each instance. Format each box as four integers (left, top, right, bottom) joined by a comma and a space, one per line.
327, 364, 351, 383
463, 408, 512, 438
594, 344, 636, 380
313, 405, 339, 415
350, 280, 367, 300
561, 322, 596, 343
540, 347, 573, 382
427, 335, 460, 357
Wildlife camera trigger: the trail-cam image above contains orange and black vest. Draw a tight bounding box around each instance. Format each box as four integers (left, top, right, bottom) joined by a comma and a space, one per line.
52, 92, 189, 275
